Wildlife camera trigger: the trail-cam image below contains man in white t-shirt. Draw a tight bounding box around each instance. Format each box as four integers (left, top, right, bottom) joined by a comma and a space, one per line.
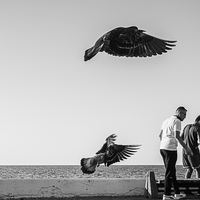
159, 106, 192, 200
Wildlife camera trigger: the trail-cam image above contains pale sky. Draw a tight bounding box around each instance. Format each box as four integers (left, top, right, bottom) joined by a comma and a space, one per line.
0, 0, 200, 165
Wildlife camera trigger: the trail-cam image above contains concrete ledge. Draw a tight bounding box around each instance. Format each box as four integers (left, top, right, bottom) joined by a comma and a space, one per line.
0, 178, 145, 199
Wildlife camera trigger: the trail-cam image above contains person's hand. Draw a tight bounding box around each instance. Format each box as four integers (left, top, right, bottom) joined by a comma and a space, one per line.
186, 147, 193, 156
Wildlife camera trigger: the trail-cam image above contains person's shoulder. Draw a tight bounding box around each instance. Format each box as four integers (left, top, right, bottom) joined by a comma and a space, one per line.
172, 116, 181, 123
192, 123, 200, 132
170, 115, 177, 121
184, 124, 193, 128
183, 124, 193, 132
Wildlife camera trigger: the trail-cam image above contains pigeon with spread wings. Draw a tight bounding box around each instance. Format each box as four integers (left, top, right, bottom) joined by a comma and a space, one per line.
84, 26, 176, 61
80, 134, 140, 174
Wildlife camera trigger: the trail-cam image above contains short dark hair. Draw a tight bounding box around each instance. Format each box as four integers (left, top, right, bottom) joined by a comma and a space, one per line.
195, 115, 200, 123
176, 106, 187, 113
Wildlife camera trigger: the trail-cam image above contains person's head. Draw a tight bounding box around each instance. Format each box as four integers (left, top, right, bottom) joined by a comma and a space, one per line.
194, 115, 200, 124
175, 106, 187, 121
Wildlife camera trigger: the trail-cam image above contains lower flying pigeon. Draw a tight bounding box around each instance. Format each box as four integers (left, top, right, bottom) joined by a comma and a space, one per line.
84, 26, 176, 61
80, 134, 140, 174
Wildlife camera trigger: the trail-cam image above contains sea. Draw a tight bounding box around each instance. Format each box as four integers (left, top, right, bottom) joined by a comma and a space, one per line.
0, 165, 194, 180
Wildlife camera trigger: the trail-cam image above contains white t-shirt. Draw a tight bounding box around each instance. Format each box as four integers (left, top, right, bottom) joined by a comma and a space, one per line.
160, 115, 181, 151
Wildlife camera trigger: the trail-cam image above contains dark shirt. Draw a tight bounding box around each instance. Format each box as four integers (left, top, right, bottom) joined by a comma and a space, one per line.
181, 123, 200, 155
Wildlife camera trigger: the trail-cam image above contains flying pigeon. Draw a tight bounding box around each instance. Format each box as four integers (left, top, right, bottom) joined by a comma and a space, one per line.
84, 26, 176, 61
80, 134, 140, 174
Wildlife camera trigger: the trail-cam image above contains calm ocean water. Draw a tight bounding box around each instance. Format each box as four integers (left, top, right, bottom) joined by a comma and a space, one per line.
0, 165, 192, 180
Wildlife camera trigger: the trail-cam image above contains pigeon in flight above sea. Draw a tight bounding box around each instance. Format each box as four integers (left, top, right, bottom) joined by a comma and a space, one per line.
80, 134, 141, 174
84, 26, 176, 61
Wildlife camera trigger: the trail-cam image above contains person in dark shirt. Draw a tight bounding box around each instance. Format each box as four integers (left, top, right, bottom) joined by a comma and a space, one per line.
181, 115, 200, 178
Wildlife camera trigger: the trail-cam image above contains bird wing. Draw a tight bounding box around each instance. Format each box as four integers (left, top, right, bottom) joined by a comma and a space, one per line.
96, 134, 117, 154
106, 133, 117, 146
104, 26, 176, 58
105, 144, 141, 167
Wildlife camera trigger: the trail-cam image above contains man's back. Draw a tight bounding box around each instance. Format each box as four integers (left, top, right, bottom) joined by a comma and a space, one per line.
160, 116, 181, 151
182, 124, 200, 154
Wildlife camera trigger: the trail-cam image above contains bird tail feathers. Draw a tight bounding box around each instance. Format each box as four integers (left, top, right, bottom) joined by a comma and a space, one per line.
84, 42, 104, 61
81, 157, 96, 174
80, 154, 105, 174
84, 46, 98, 61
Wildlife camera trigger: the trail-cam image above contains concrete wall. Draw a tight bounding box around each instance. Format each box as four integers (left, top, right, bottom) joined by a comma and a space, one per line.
0, 178, 146, 199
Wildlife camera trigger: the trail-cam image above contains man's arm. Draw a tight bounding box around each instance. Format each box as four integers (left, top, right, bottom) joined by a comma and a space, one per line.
175, 131, 193, 155
159, 130, 163, 141
197, 131, 200, 150
180, 127, 185, 140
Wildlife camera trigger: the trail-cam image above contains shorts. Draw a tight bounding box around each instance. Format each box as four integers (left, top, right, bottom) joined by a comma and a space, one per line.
182, 153, 200, 169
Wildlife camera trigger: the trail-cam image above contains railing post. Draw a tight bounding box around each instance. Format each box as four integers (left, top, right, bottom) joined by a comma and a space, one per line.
144, 171, 159, 199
